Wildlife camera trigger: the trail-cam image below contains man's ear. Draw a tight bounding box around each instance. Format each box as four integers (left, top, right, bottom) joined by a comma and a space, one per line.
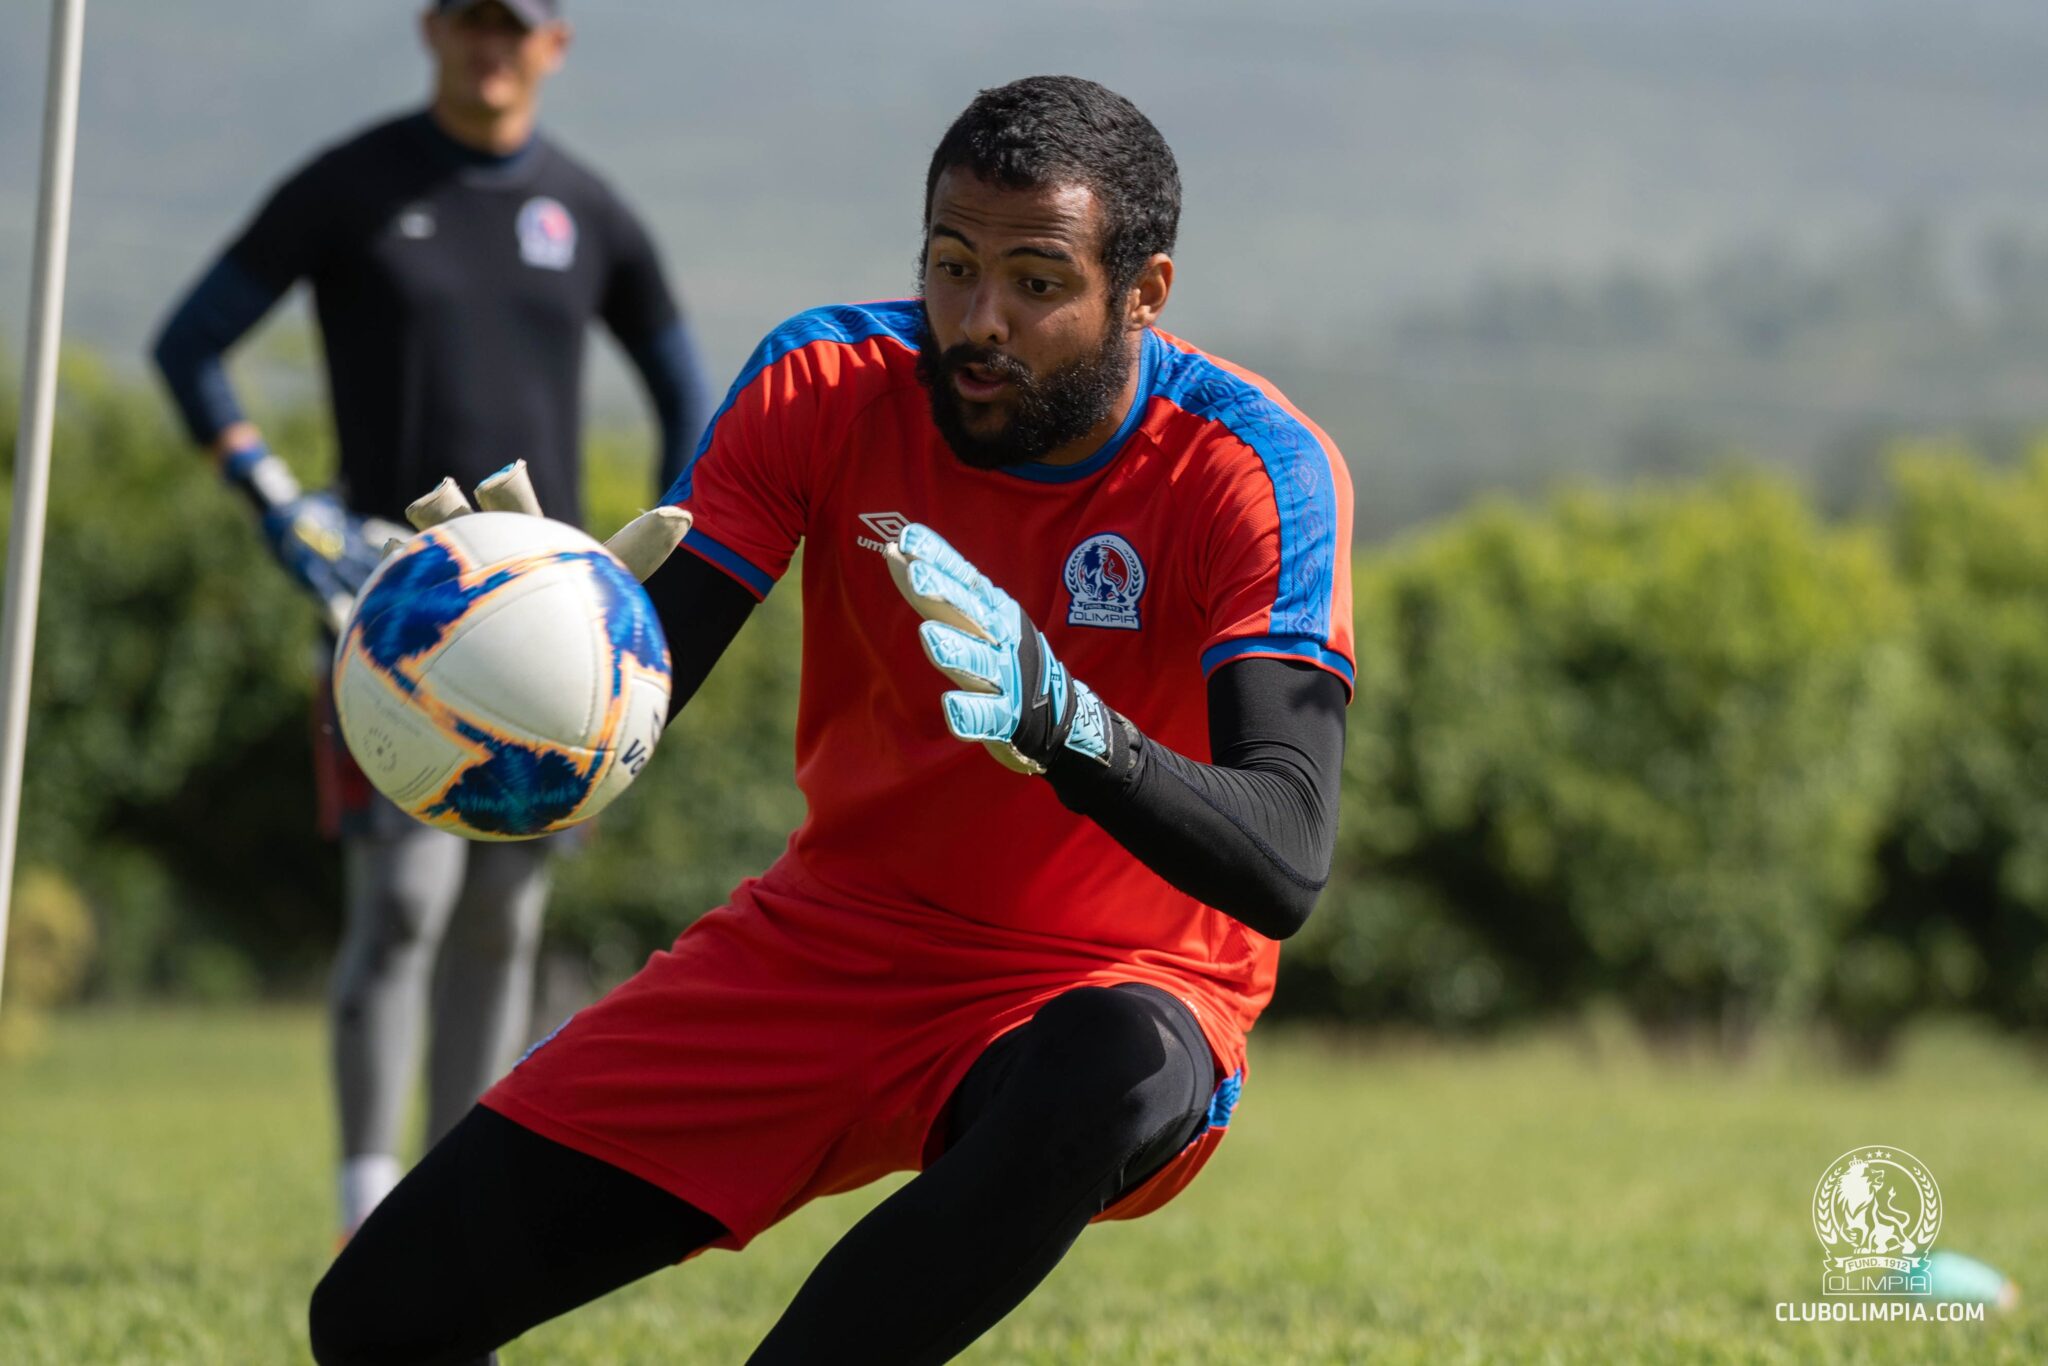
1128, 253, 1173, 330
541, 21, 573, 74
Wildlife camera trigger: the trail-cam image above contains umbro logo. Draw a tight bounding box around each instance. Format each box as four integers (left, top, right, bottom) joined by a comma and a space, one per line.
856, 510, 910, 553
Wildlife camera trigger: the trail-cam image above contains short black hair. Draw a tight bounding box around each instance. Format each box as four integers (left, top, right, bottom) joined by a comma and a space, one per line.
924, 76, 1181, 298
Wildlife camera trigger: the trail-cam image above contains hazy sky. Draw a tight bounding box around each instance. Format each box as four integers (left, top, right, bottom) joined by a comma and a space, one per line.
8, 0, 2048, 408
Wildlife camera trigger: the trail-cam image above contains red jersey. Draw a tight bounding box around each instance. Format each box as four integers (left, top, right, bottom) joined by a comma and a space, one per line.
665, 300, 1354, 1039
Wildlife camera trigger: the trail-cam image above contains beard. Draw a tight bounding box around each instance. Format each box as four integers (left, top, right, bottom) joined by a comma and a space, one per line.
915, 307, 1134, 470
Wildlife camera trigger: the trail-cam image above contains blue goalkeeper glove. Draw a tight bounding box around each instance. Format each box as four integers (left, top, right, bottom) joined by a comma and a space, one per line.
884, 522, 1115, 775
222, 442, 397, 632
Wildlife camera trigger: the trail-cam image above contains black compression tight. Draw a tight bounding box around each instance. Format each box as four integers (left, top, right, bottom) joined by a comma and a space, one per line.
308, 983, 1212, 1365
309, 1100, 720, 1365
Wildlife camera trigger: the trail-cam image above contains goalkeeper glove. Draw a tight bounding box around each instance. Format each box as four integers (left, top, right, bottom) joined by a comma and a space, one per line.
222, 442, 397, 632
884, 521, 1118, 775
404, 460, 692, 583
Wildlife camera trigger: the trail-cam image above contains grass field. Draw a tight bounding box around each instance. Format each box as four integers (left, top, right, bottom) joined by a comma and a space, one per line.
1, 1010, 2043, 1363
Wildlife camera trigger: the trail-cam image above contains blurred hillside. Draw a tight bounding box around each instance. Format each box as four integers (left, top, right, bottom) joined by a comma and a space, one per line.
9, 2, 2048, 534
1294, 221, 2048, 532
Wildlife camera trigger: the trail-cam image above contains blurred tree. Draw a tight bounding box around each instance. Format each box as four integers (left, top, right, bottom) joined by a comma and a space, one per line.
2, 350, 331, 995
0, 866, 96, 1056
1861, 442, 2048, 1034
1289, 474, 1921, 1040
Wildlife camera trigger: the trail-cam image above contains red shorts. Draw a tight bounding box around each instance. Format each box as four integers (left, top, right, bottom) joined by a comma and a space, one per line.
483, 871, 1247, 1251
312, 674, 380, 841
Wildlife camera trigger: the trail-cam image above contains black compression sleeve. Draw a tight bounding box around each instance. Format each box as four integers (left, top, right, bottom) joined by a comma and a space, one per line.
639, 548, 759, 724
1044, 657, 1347, 940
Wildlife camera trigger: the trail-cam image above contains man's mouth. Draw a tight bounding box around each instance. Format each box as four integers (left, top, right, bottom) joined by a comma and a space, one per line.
952, 361, 1015, 403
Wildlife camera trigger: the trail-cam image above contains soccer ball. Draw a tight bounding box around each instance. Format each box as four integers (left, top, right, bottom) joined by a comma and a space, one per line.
332, 512, 671, 840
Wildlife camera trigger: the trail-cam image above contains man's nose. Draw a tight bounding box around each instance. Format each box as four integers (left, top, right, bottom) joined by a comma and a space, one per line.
961, 280, 1009, 349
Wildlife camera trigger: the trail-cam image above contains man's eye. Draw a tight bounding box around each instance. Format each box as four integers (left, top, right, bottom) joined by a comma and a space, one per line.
1021, 278, 1057, 296
935, 261, 969, 279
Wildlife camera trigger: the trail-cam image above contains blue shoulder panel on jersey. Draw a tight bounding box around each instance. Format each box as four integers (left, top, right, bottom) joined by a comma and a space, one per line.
1150, 343, 1340, 643
662, 300, 924, 506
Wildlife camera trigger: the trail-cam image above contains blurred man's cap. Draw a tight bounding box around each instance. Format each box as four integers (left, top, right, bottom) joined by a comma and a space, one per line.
435, 0, 561, 28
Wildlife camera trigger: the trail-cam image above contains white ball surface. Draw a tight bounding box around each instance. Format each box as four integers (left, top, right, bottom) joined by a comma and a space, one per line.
333, 512, 671, 840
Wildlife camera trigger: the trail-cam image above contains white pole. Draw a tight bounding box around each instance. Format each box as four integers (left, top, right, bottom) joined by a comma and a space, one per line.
0, 0, 88, 1012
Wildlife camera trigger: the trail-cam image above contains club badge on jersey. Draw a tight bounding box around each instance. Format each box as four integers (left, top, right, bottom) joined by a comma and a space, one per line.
1063, 533, 1146, 630
517, 197, 577, 271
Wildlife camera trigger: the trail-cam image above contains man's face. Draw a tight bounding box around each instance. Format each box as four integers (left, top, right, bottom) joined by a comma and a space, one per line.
424, 3, 568, 118
917, 169, 1135, 469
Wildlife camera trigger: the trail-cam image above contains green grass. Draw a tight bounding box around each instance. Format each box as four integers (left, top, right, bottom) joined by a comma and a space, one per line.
1, 1010, 2043, 1363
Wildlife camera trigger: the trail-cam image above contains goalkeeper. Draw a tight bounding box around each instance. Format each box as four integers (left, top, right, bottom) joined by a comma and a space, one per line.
312, 75, 1353, 1365
148, 0, 710, 1241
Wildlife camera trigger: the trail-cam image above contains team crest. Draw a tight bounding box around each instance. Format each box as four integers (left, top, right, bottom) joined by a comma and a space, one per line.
517, 196, 577, 270
1064, 533, 1146, 630
1812, 1146, 1942, 1296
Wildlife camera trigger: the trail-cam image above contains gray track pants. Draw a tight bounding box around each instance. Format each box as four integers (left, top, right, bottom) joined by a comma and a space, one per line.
329, 825, 551, 1157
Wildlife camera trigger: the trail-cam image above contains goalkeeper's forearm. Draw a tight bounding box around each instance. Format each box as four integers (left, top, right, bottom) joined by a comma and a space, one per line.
639, 546, 760, 725
1043, 657, 1348, 941
151, 255, 285, 450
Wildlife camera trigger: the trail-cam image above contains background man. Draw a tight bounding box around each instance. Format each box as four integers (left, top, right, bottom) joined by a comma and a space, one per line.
310, 75, 1352, 1364
149, 0, 710, 1239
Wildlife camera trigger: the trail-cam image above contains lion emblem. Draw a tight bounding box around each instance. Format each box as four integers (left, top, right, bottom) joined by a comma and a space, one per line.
1075, 542, 1133, 603
1833, 1161, 1920, 1255
1812, 1146, 1942, 1294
